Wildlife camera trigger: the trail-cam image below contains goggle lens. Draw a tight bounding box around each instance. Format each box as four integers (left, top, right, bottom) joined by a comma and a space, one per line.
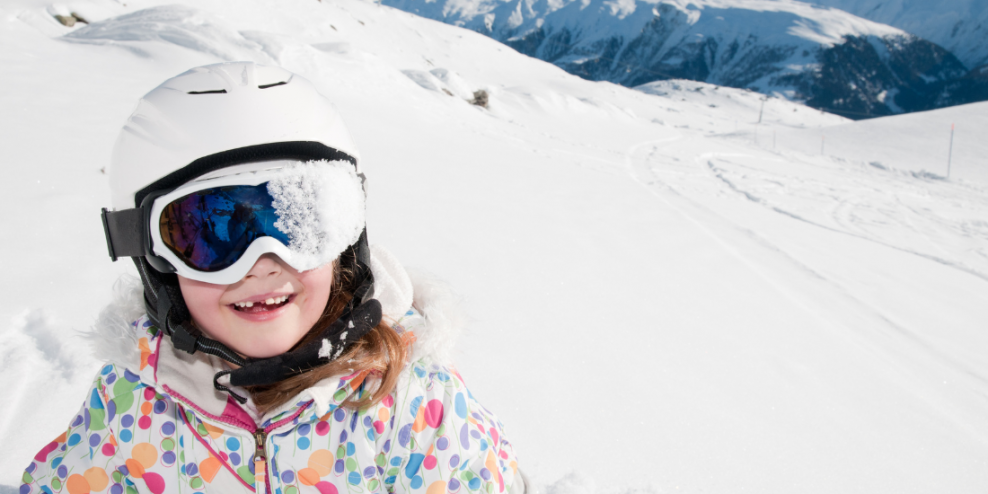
159, 184, 289, 272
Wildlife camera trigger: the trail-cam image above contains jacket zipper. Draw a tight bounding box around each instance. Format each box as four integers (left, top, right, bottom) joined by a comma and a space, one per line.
173, 397, 313, 493
253, 429, 268, 494
253, 402, 314, 494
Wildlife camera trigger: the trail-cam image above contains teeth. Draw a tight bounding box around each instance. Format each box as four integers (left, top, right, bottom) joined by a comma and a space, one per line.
235, 295, 289, 309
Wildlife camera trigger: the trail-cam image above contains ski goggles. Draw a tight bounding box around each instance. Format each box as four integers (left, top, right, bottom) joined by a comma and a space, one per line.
102, 160, 366, 285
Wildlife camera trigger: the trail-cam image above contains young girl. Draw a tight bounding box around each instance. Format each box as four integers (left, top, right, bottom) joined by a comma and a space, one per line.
20, 62, 524, 494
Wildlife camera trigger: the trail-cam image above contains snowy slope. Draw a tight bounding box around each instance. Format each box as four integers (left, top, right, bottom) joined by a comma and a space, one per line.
382, 0, 972, 117
3, 0, 988, 492
776, 100, 988, 183
639, 79, 988, 182
808, 0, 988, 69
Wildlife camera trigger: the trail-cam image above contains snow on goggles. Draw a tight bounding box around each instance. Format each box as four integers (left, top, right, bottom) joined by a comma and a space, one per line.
102, 160, 365, 285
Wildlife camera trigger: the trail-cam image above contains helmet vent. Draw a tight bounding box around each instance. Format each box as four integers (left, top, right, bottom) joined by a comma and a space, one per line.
187, 89, 228, 95
259, 81, 288, 89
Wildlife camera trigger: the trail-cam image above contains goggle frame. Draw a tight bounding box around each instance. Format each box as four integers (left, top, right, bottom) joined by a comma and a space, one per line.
146, 167, 303, 285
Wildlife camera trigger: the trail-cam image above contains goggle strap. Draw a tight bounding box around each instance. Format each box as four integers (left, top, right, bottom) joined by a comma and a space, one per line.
101, 207, 147, 261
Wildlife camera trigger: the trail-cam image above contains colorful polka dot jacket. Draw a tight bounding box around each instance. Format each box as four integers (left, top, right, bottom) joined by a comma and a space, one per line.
19, 250, 520, 494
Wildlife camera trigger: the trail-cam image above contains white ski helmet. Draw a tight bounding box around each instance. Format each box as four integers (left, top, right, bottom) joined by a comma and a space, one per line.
101, 62, 381, 401
110, 61, 360, 209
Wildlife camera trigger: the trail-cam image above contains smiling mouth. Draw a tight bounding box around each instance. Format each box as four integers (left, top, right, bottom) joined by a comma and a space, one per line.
231, 295, 293, 313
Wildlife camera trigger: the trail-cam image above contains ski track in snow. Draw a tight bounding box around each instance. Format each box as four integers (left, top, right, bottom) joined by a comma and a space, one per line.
628, 133, 988, 392
703, 154, 988, 283
627, 138, 851, 322
626, 138, 988, 446
635, 157, 827, 326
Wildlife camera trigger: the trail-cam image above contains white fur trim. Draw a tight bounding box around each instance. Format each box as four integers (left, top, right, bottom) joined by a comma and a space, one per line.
406, 269, 464, 367
367, 244, 463, 366
369, 244, 413, 322
87, 275, 145, 370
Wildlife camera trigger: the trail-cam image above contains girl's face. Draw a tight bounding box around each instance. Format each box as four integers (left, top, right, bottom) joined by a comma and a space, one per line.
178, 254, 333, 359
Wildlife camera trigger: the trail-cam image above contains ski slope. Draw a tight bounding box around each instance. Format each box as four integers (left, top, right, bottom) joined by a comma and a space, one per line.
2, 0, 988, 492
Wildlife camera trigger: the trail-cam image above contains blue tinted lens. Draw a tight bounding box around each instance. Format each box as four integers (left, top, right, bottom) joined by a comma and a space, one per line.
159, 183, 289, 272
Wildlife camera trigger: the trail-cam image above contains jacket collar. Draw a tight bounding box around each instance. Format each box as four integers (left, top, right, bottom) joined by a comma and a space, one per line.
151, 321, 380, 426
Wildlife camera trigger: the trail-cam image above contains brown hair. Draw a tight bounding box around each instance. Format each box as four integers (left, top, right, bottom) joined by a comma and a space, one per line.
245, 249, 409, 414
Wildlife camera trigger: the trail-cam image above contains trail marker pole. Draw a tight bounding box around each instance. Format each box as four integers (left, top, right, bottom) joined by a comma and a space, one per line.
758, 97, 766, 124
947, 123, 955, 178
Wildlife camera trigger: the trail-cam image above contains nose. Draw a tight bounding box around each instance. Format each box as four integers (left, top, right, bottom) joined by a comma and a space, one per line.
244, 254, 283, 280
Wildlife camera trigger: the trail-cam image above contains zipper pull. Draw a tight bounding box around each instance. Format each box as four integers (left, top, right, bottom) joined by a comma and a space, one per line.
254, 430, 267, 494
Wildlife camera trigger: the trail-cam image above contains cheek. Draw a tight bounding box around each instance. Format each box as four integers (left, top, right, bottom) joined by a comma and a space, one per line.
177, 277, 227, 328
297, 265, 334, 322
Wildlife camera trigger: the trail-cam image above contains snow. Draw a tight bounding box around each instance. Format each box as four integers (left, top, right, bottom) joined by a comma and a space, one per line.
777, 101, 988, 183
2, 0, 988, 492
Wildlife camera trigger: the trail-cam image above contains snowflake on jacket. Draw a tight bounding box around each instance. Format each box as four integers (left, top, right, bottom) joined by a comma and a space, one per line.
20, 309, 518, 494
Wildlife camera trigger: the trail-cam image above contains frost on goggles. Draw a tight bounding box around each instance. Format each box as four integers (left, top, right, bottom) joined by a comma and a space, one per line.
156, 160, 365, 276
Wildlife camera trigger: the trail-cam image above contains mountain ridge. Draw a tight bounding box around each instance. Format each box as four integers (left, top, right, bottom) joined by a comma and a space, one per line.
807, 0, 988, 69
382, 0, 986, 118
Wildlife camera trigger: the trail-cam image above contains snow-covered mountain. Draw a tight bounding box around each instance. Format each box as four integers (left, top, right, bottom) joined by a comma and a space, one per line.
3, 0, 988, 492
807, 0, 988, 70
381, 0, 982, 118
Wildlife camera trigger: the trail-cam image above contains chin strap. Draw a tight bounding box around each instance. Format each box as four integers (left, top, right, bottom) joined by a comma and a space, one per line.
148, 266, 380, 405
221, 294, 381, 402
216, 267, 380, 404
